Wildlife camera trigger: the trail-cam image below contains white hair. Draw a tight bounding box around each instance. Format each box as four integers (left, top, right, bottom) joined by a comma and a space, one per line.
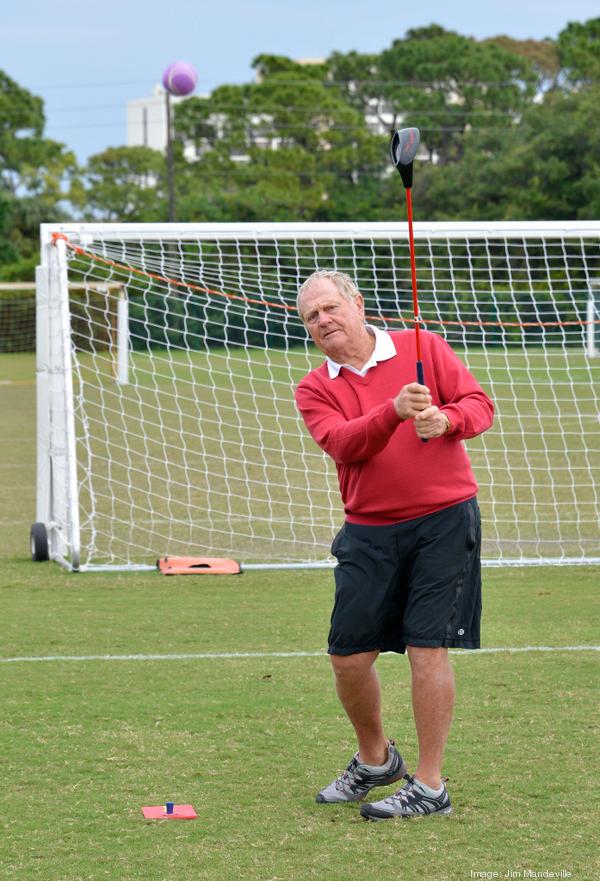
296, 270, 361, 318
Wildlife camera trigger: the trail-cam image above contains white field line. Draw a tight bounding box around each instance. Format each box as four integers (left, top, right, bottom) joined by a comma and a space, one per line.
1, 645, 599, 664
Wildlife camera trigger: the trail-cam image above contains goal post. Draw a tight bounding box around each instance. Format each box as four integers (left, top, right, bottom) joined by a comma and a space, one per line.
35, 221, 600, 572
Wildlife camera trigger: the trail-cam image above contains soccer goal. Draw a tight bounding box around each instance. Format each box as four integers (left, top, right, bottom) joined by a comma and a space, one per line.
33, 221, 600, 572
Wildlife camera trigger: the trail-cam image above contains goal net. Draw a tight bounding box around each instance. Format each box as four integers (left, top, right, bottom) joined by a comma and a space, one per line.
36, 222, 600, 571
0, 285, 36, 353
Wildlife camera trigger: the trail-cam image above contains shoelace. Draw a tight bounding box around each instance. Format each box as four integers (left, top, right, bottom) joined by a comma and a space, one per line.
335, 755, 361, 791
388, 775, 419, 805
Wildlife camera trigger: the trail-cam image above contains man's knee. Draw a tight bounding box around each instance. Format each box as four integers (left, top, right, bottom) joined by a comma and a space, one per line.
407, 645, 449, 673
330, 650, 379, 678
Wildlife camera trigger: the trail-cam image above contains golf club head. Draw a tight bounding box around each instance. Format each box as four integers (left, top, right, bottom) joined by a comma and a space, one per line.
390, 127, 420, 189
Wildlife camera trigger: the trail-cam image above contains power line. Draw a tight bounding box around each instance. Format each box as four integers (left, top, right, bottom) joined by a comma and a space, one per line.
0, 102, 525, 117
43, 123, 515, 136
23, 76, 549, 92
29, 79, 156, 91
52, 104, 523, 117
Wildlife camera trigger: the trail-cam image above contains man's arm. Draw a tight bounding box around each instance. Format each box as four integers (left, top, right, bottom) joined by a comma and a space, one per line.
295, 379, 433, 464
295, 382, 401, 464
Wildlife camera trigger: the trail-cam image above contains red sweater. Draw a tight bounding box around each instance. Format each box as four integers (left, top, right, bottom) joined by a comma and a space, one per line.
295, 330, 494, 525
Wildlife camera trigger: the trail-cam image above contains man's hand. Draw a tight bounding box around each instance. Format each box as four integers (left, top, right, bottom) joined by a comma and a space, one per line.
394, 384, 450, 438
414, 406, 450, 439
393, 383, 432, 421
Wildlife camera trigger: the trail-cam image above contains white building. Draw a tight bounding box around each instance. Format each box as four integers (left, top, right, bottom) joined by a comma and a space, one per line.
127, 85, 200, 161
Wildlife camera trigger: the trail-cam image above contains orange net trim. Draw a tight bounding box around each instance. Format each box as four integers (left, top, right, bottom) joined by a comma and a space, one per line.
51, 232, 600, 330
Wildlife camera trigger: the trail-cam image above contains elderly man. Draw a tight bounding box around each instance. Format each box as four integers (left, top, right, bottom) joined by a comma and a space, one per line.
295, 269, 494, 820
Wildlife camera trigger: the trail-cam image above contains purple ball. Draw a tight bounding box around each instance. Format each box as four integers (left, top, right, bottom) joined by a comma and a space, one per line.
162, 61, 197, 96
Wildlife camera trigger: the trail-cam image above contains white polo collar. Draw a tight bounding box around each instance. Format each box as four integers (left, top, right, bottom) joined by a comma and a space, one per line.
326, 325, 396, 379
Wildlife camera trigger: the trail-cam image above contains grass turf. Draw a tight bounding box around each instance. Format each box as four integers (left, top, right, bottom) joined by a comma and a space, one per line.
1, 353, 599, 881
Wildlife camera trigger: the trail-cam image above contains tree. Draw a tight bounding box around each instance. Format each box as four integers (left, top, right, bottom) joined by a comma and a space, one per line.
252, 54, 328, 82
0, 191, 15, 263
0, 70, 45, 190
483, 36, 560, 91
329, 25, 538, 165
418, 83, 600, 222
174, 61, 386, 223
175, 83, 255, 154
556, 17, 600, 84
72, 146, 166, 221
0, 70, 76, 278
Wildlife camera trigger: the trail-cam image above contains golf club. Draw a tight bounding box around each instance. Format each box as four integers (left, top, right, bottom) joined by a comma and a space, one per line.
390, 127, 428, 442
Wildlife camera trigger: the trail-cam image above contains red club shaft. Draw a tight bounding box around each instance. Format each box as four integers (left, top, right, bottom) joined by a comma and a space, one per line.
405, 187, 422, 363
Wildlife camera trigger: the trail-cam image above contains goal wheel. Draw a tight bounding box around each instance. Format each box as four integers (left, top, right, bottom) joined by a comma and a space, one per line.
30, 522, 49, 562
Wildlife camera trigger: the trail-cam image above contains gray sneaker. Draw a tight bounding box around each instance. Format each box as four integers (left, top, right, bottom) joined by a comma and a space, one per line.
316, 740, 407, 804
360, 774, 453, 820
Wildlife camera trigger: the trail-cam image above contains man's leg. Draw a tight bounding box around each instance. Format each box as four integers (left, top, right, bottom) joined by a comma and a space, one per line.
316, 650, 407, 803
359, 645, 455, 820
407, 645, 455, 789
330, 650, 388, 766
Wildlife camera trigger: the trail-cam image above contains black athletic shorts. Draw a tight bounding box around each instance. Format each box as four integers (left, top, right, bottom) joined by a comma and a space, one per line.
328, 497, 482, 655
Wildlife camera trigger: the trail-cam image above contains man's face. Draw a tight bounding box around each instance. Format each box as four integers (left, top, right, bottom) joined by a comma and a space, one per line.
298, 279, 366, 359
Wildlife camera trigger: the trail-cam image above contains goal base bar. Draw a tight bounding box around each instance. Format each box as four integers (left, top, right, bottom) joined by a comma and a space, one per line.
64, 558, 600, 573
479, 557, 600, 568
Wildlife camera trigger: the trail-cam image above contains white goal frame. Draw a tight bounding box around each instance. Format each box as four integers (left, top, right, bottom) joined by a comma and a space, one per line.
36, 221, 600, 572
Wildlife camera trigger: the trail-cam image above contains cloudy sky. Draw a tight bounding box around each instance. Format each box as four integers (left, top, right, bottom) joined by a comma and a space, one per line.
4, 0, 598, 161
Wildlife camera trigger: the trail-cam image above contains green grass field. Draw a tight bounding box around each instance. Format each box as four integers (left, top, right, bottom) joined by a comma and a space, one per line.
1, 353, 599, 881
